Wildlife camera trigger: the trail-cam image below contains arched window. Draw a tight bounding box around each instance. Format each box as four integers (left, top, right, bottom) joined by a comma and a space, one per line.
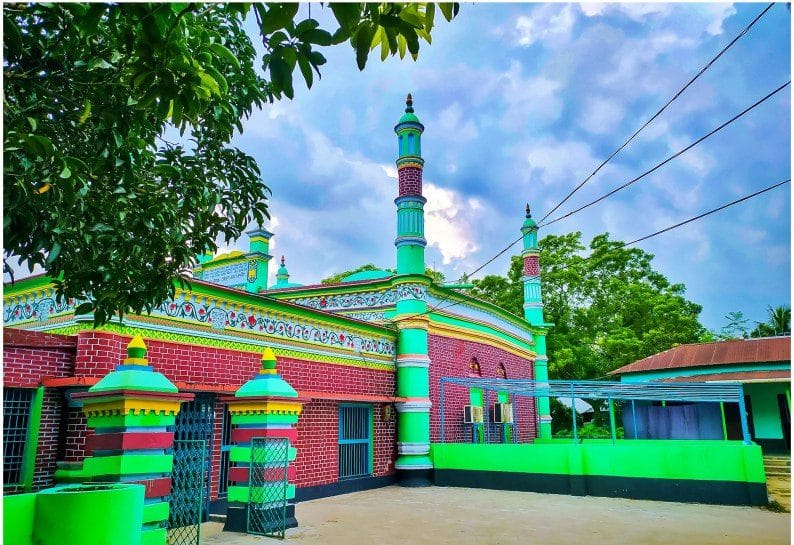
497, 363, 507, 379
407, 133, 415, 154
468, 357, 482, 377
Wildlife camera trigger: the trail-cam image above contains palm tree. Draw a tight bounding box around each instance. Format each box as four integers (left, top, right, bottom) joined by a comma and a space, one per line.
750, 305, 791, 337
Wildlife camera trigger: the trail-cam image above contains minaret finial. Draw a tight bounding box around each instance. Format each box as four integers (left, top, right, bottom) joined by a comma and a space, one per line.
280, 255, 285, 266
405, 93, 414, 113
525, 203, 531, 218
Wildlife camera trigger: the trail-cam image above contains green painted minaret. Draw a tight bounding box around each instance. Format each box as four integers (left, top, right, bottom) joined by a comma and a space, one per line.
393, 94, 433, 485
521, 204, 553, 439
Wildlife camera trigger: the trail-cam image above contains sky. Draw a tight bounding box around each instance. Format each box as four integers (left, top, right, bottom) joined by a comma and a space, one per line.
8, 3, 789, 335
223, 3, 790, 333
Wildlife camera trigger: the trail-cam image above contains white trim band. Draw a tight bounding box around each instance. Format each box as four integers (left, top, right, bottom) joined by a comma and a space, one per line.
397, 442, 431, 455
395, 355, 431, 368
395, 400, 432, 412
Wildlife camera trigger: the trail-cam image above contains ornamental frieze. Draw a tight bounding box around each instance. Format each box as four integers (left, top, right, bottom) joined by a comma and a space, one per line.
4, 291, 74, 324
289, 284, 426, 312
155, 295, 395, 357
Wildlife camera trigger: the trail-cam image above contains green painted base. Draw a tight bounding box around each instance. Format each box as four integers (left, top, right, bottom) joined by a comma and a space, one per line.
434, 469, 769, 506
227, 484, 296, 503
229, 445, 297, 463
140, 527, 167, 545
142, 501, 169, 524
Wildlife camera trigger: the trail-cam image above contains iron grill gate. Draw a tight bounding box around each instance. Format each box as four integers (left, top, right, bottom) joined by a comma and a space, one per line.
168, 439, 207, 545
247, 437, 290, 538
173, 393, 215, 520
3, 388, 33, 485
338, 404, 372, 480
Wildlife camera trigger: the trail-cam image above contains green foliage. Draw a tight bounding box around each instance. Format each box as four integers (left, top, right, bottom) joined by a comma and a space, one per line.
320, 264, 444, 284
471, 232, 707, 379
554, 422, 625, 440
750, 305, 791, 338
3, 3, 457, 325
717, 311, 750, 339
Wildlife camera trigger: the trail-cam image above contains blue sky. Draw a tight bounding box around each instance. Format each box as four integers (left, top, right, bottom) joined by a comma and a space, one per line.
226, 3, 790, 333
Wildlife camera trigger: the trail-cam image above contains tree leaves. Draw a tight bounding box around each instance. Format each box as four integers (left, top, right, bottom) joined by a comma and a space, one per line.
4, 3, 458, 325
472, 231, 707, 379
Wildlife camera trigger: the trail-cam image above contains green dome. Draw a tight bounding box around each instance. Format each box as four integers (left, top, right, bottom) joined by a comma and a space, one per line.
342, 269, 392, 282
399, 111, 421, 124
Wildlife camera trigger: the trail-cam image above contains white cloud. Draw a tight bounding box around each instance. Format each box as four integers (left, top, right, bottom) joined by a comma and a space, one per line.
498, 62, 564, 131
513, 4, 577, 47
579, 96, 626, 135
436, 102, 479, 142
424, 182, 482, 264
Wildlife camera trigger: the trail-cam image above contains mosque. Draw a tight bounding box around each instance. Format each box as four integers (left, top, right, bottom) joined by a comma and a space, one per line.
3, 96, 550, 529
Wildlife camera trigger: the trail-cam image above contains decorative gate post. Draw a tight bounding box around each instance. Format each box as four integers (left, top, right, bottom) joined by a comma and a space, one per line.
72, 335, 193, 545
223, 348, 305, 534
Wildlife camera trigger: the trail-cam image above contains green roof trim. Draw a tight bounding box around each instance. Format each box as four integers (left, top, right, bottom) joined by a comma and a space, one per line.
342, 269, 393, 282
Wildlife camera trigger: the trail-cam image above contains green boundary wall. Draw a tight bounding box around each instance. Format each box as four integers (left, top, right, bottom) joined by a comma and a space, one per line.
431, 440, 768, 506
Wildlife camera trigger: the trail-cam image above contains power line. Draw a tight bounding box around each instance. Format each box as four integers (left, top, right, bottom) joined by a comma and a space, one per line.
397, 177, 790, 321
537, 2, 777, 225
539, 80, 790, 228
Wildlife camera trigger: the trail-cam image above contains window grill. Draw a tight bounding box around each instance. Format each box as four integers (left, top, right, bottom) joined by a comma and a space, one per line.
338, 404, 372, 480
3, 388, 34, 485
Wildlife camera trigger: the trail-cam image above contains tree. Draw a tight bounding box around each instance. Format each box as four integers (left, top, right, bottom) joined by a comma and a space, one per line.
718, 311, 750, 340
470, 232, 708, 379
321, 264, 445, 284
3, 2, 458, 324
750, 305, 791, 337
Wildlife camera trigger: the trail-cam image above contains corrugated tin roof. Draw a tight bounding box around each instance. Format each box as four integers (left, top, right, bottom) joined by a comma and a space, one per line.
610, 336, 791, 375
660, 370, 790, 383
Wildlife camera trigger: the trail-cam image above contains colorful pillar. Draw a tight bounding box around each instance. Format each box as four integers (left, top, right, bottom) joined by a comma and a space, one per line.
245, 227, 274, 293
72, 335, 193, 545
223, 348, 305, 532
521, 205, 553, 439
393, 94, 433, 484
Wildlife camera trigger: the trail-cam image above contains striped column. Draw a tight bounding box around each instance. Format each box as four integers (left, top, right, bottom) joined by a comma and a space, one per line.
72, 335, 193, 545
393, 94, 433, 484
223, 348, 305, 532
521, 205, 553, 439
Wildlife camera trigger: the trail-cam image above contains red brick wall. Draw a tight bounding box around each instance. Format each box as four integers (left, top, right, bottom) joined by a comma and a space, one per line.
398, 166, 423, 196
428, 334, 537, 443
293, 400, 396, 488
210, 401, 224, 500
64, 407, 91, 462
33, 389, 62, 490
4, 346, 75, 387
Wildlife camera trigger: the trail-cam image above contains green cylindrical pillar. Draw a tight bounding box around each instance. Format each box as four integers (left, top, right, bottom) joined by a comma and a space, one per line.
521, 205, 553, 439
393, 94, 433, 484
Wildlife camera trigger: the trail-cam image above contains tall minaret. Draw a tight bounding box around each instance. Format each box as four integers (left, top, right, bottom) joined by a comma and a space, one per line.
393, 94, 433, 485
521, 204, 552, 439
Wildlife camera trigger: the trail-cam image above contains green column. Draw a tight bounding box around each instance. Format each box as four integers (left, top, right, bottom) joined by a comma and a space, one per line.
21, 386, 44, 492
393, 94, 432, 484
521, 205, 553, 439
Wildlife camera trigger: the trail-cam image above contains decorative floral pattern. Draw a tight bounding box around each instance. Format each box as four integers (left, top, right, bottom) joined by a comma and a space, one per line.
290, 284, 426, 312
156, 296, 395, 356
4, 294, 72, 324
345, 311, 388, 322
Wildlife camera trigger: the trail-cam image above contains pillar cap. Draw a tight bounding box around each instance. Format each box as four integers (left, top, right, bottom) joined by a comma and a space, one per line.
236, 347, 298, 398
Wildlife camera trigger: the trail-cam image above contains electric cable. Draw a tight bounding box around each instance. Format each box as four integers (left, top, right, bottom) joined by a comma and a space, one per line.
394, 177, 790, 321
539, 80, 790, 228
537, 2, 777, 225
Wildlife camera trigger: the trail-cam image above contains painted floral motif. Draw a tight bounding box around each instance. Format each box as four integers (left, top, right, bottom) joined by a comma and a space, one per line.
155, 296, 395, 356
291, 284, 426, 312
4, 295, 71, 324
345, 311, 388, 322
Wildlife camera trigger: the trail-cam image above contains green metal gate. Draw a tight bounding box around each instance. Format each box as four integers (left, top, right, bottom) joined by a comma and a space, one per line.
247, 437, 290, 538
168, 439, 207, 545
